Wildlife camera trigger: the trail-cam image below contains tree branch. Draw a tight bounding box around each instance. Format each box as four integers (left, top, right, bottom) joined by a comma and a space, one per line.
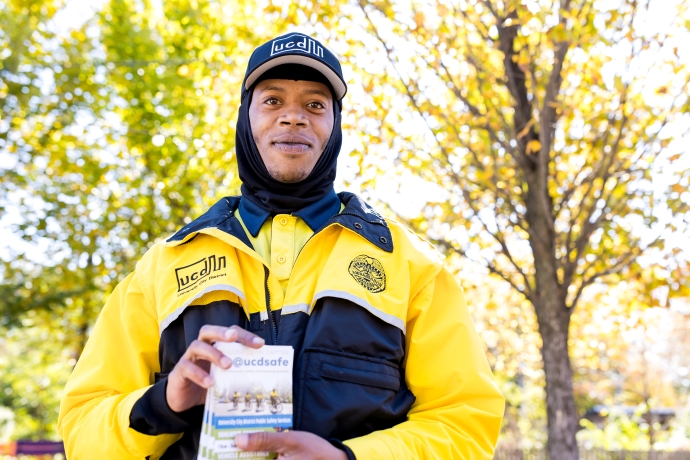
567, 236, 657, 310
437, 238, 533, 302
457, 187, 534, 294
436, 58, 512, 152
357, 3, 460, 165
562, 110, 629, 281
496, 7, 539, 170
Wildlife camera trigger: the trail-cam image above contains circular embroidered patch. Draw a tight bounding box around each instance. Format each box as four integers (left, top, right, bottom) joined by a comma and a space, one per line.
348, 254, 386, 293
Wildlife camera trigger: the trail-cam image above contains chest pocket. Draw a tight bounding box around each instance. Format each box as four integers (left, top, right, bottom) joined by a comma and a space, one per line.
296, 347, 414, 440
292, 297, 415, 440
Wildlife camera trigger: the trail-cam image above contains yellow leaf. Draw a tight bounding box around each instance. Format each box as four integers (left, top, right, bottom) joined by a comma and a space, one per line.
527, 140, 541, 153
547, 23, 569, 43
517, 119, 535, 139
414, 12, 424, 30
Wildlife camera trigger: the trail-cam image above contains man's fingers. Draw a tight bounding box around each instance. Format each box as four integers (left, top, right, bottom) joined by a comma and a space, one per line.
198, 325, 237, 343
235, 432, 291, 453
177, 358, 214, 388
198, 325, 265, 348
231, 326, 265, 348
185, 340, 232, 369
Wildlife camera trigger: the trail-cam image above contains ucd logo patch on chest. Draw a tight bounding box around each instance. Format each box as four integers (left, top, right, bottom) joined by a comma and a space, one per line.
348, 255, 386, 293
175, 255, 226, 294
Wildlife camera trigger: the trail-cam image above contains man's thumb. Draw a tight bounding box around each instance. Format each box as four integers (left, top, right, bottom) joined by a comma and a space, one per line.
235, 431, 284, 452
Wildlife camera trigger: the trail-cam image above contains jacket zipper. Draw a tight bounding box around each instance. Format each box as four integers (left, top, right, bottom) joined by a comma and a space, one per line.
263, 265, 278, 345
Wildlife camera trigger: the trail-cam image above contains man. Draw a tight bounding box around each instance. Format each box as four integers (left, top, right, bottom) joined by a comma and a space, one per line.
58, 32, 504, 459
244, 391, 252, 411
256, 392, 264, 412
270, 389, 280, 410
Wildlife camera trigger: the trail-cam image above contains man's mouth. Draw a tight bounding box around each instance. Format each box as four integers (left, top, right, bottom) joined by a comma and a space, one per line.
272, 142, 311, 153
272, 136, 312, 153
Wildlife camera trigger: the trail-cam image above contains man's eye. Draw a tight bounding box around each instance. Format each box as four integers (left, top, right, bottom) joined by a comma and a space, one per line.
265, 97, 280, 105
308, 102, 325, 109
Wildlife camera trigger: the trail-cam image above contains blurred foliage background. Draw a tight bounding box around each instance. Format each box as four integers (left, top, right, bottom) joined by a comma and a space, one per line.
1, 0, 689, 455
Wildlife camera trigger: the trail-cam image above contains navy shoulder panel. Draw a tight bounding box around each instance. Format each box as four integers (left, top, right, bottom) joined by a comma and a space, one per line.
334, 192, 393, 253
166, 196, 252, 248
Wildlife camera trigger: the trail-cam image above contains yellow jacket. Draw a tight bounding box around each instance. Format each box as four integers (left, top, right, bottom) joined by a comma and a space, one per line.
58, 193, 504, 459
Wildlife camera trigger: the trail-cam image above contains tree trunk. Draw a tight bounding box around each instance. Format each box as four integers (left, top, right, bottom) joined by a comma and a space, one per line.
524, 175, 578, 458
535, 296, 579, 460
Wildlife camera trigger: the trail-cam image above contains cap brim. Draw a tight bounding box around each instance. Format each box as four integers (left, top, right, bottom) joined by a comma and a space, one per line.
244, 54, 347, 100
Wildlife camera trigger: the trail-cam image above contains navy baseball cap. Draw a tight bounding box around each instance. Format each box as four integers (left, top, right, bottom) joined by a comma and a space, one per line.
242, 32, 347, 101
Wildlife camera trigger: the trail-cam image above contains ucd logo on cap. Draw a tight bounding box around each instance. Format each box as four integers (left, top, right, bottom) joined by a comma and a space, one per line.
270, 33, 324, 58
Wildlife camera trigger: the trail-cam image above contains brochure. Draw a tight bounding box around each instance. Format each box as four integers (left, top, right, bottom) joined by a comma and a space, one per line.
198, 343, 294, 460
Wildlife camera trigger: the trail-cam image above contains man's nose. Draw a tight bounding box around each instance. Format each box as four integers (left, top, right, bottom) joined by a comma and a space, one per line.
279, 103, 308, 127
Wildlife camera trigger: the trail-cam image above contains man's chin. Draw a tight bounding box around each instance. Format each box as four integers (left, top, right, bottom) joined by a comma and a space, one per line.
267, 168, 310, 184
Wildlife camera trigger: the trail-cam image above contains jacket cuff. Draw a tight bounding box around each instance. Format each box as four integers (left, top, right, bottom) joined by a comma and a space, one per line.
329, 439, 356, 460
129, 377, 203, 435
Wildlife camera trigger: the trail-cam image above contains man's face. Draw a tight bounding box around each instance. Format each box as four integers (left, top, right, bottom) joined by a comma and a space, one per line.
249, 78, 335, 183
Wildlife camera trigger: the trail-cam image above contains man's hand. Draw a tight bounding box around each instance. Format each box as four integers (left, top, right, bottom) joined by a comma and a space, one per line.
235, 431, 348, 460
166, 325, 265, 412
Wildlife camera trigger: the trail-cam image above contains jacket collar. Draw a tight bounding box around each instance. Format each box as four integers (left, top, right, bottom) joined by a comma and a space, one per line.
167, 192, 393, 253
238, 189, 342, 237
331, 192, 393, 252
166, 196, 252, 248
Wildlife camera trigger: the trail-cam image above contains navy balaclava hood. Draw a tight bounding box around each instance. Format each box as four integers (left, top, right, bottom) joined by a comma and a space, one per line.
235, 34, 346, 215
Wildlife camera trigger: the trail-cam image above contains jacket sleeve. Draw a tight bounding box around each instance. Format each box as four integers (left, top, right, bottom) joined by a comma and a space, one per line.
57, 270, 182, 459
343, 266, 505, 459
